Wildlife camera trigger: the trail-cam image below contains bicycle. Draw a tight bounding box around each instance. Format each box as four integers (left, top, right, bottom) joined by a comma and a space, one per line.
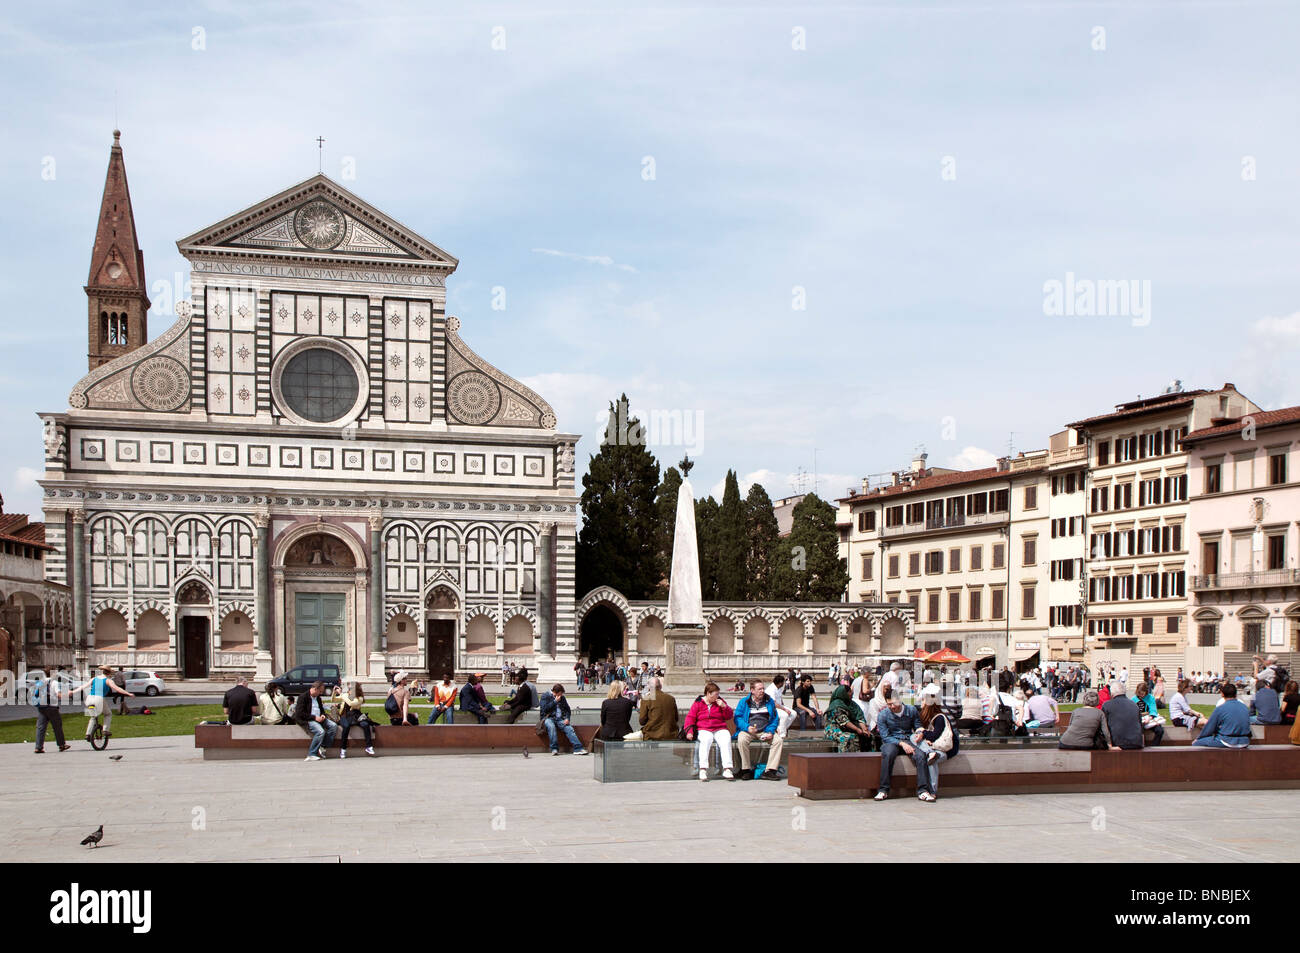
84, 696, 112, 750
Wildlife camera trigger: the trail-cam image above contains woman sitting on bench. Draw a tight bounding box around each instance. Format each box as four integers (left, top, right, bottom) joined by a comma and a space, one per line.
824, 685, 873, 752
684, 682, 734, 781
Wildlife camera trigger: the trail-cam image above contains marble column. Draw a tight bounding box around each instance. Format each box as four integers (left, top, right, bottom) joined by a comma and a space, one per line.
367, 513, 386, 678
537, 521, 555, 657
71, 509, 88, 657
254, 512, 272, 680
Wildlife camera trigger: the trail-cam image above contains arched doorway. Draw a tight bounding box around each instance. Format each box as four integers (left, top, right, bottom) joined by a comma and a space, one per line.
176, 579, 211, 678
425, 585, 459, 677
274, 525, 367, 676
580, 603, 624, 663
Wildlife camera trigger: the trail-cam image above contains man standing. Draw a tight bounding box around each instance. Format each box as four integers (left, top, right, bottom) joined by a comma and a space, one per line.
877, 661, 903, 702
1101, 680, 1144, 750
31, 671, 70, 754
734, 679, 784, 780
222, 675, 260, 726
874, 694, 931, 801
293, 680, 338, 761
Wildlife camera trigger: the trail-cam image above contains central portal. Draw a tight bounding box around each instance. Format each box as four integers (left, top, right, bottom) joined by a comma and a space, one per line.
295, 592, 347, 668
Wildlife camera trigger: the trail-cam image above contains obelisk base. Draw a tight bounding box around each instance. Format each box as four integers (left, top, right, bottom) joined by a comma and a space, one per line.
662, 624, 707, 699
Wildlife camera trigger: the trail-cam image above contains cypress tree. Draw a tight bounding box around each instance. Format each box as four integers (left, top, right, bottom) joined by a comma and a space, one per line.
694, 496, 720, 601
744, 482, 780, 601
652, 465, 683, 598
715, 470, 747, 600
769, 494, 849, 601
575, 395, 662, 599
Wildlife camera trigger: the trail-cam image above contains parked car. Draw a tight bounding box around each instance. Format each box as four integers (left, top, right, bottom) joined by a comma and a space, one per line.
122, 670, 166, 696
268, 664, 342, 699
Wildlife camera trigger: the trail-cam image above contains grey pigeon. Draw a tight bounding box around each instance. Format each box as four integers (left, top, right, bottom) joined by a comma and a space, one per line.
80, 825, 103, 848
521, 747, 529, 758
108, 755, 123, 761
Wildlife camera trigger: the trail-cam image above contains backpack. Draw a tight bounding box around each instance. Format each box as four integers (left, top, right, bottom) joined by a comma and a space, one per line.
1273, 667, 1288, 694
384, 691, 400, 716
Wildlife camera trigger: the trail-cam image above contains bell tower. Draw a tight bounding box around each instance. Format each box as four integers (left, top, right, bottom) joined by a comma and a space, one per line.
85, 129, 151, 370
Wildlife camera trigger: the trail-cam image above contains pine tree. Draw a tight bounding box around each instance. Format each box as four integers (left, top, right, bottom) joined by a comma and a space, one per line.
575, 395, 662, 599
744, 482, 780, 600
770, 494, 849, 601
714, 470, 747, 600
652, 466, 683, 598
694, 496, 720, 601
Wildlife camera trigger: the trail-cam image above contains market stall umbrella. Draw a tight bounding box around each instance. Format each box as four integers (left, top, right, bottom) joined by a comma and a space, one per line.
913, 647, 929, 659
924, 647, 971, 664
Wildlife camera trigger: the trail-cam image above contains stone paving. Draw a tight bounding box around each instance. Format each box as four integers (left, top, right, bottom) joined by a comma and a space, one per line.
1, 737, 1295, 862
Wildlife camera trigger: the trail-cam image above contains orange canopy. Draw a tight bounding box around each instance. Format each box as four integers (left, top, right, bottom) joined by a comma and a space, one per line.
924, 647, 971, 664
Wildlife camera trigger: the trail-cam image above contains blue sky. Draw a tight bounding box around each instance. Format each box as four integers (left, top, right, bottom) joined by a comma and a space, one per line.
3, 0, 1299, 517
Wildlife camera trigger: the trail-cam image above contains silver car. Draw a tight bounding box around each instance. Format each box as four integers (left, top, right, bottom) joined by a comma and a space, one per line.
122, 670, 165, 696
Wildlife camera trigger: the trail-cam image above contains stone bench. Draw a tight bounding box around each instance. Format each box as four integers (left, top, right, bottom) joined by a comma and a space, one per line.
591, 736, 837, 783
194, 722, 597, 759
786, 744, 1300, 799
1051, 711, 1292, 745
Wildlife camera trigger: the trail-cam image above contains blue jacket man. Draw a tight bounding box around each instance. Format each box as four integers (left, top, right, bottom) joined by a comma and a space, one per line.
1249, 683, 1282, 725
874, 698, 932, 800
1195, 686, 1253, 747
537, 685, 588, 756
734, 693, 778, 734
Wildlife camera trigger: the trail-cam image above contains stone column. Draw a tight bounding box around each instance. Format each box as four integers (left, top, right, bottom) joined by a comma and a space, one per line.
368, 513, 386, 678
71, 509, 88, 659
254, 512, 273, 680
537, 522, 555, 657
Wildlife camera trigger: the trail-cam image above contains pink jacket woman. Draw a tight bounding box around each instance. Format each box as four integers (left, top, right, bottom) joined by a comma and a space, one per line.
685, 695, 733, 734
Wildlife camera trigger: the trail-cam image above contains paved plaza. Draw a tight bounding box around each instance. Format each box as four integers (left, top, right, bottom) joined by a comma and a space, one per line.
2, 737, 1296, 862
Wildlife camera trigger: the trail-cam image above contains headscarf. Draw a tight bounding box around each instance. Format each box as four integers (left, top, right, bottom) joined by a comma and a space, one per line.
826, 685, 863, 728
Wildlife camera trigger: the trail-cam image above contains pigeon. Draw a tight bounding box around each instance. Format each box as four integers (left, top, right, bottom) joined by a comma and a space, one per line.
80, 826, 103, 848
108, 755, 123, 761
521, 746, 529, 759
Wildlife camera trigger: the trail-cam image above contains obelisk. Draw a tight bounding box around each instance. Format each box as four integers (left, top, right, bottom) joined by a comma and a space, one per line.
662, 478, 707, 696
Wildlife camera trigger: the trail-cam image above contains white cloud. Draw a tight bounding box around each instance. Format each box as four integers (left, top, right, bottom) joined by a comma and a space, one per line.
532, 248, 637, 273
1240, 312, 1300, 408
946, 446, 998, 470
1251, 312, 1300, 344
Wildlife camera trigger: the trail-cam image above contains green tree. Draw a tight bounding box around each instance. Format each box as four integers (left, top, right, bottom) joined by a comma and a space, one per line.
714, 470, 748, 600
694, 496, 720, 601
743, 482, 780, 600
575, 395, 662, 599
652, 465, 683, 598
770, 494, 849, 601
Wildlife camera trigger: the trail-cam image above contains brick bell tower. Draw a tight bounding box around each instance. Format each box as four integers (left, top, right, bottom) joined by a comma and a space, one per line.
86, 129, 151, 370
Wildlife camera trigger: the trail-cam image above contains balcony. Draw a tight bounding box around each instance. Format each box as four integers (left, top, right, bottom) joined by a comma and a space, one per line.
1191, 569, 1300, 590
880, 509, 1009, 539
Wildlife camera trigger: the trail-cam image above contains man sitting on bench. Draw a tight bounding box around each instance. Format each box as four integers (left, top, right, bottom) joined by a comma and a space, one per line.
1193, 683, 1252, 748
874, 693, 931, 802
735, 679, 784, 780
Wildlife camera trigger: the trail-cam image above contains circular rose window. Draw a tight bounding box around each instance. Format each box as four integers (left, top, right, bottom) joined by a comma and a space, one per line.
278, 347, 360, 423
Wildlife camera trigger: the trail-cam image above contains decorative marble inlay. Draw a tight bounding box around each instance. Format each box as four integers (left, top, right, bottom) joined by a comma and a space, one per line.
131, 356, 189, 412
293, 199, 346, 250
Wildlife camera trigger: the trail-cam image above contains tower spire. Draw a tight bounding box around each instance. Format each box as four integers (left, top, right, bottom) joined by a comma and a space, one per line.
85, 128, 151, 370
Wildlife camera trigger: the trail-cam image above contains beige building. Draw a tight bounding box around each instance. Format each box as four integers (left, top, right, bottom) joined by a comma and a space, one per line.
837, 451, 1053, 670
1183, 405, 1300, 676
1067, 383, 1260, 675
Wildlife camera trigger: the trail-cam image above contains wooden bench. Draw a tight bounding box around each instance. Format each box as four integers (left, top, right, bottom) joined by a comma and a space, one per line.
194, 722, 597, 759
786, 745, 1300, 799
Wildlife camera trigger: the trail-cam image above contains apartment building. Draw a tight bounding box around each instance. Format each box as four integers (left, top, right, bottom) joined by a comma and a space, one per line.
1045, 428, 1090, 660
1067, 383, 1260, 673
1183, 405, 1300, 673
838, 451, 1051, 669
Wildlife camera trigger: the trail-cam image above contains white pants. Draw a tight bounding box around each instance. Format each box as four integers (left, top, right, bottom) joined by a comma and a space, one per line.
84, 696, 112, 737
776, 710, 795, 737
697, 729, 733, 771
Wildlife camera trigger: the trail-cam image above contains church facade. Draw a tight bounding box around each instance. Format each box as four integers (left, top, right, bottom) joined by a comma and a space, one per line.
39, 133, 580, 683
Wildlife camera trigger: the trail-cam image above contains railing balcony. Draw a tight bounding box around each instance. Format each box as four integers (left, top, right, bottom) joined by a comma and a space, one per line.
880, 509, 1008, 539
1190, 569, 1300, 590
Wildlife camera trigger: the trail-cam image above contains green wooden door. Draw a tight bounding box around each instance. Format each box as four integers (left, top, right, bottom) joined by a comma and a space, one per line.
295, 592, 347, 668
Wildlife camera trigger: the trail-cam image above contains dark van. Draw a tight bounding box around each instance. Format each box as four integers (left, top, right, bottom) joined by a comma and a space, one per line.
268, 664, 342, 699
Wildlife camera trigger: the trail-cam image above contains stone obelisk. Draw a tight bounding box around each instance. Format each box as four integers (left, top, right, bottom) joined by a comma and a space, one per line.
662, 478, 707, 697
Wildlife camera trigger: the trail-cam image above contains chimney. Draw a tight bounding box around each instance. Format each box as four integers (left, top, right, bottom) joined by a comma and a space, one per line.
996, 456, 1010, 473
861, 478, 870, 495
911, 452, 927, 475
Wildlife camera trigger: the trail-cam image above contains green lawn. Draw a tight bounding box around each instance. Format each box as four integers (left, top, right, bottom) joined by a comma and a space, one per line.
1058, 702, 1215, 717
0, 704, 225, 746
1, 696, 517, 746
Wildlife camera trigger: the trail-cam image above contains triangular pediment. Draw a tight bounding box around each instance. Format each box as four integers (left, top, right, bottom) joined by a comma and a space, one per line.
176, 175, 458, 271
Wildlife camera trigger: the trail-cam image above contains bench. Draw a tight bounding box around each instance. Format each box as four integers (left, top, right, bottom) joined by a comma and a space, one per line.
1051, 711, 1293, 745
591, 736, 837, 783
786, 744, 1300, 799
194, 722, 597, 759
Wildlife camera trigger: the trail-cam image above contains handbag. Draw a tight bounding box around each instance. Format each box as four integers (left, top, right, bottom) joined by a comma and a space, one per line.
930, 715, 954, 753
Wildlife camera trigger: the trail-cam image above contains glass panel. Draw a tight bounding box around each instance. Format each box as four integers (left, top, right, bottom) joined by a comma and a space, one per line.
281, 348, 359, 422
